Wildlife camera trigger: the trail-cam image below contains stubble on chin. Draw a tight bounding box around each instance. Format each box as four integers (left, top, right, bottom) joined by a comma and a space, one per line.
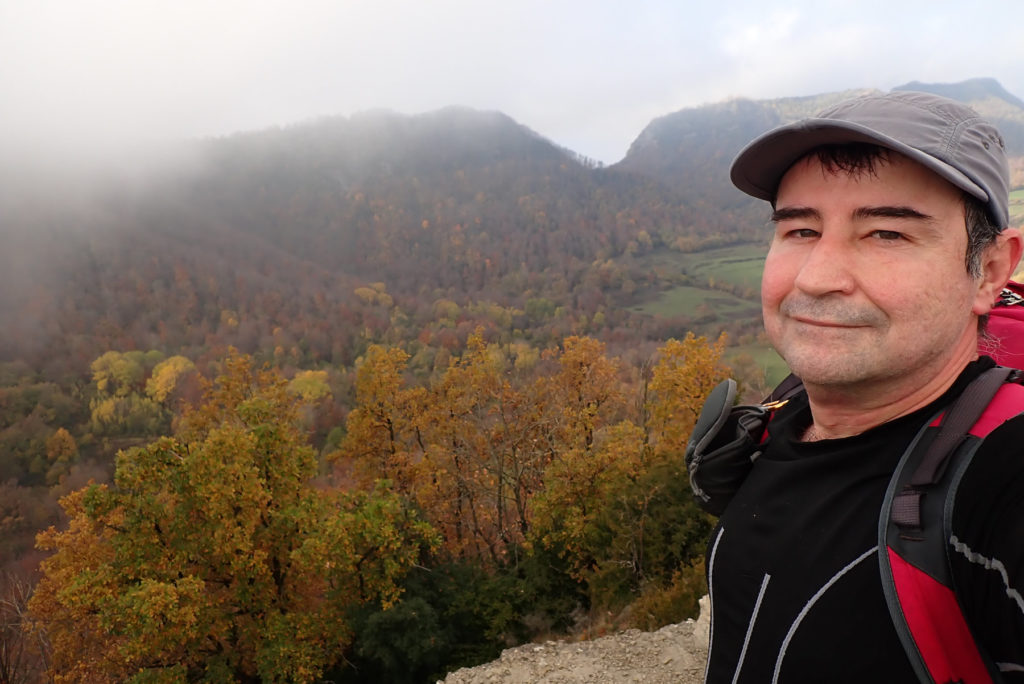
775, 340, 878, 386
766, 309, 888, 387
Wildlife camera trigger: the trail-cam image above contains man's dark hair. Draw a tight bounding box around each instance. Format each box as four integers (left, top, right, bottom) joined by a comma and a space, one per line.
789, 143, 1001, 277
964, 196, 1002, 277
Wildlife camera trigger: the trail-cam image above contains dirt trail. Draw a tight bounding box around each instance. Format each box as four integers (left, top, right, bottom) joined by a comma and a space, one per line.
438, 596, 710, 684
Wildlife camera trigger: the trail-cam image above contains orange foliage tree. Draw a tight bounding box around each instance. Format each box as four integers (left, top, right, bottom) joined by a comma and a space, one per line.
337, 331, 730, 611
339, 333, 547, 566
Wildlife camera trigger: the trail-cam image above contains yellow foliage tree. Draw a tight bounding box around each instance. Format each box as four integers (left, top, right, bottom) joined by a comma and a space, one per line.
337, 345, 425, 492
341, 334, 556, 567
531, 420, 646, 579
647, 332, 731, 462
145, 355, 196, 404
531, 333, 727, 595
44, 427, 78, 486
508, 336, 636, 578
543, 336, 626, 452
287, 370, 331, 402
413, 332, 550, 565
91, 351, 158, 398
31, 351, 435, 683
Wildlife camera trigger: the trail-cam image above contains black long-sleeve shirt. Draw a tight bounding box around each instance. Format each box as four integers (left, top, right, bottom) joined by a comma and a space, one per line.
705, 358, 1024, 683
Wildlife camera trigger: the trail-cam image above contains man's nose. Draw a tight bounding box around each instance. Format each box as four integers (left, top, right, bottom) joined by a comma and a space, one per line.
792, 237, 856, 296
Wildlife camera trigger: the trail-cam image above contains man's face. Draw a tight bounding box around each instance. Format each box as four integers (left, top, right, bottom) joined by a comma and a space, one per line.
762, 152, 986, 391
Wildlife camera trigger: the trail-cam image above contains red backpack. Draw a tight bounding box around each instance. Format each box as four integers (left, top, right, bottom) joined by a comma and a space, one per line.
982, 281, 1024, 366
686, 283, 1024, 684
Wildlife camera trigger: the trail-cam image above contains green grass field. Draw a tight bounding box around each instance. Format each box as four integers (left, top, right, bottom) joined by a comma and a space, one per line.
631, 285, 760, 318
633, 243, 767, 319
647, 243, 768, 292
674, 243, 768, 292
1010, 188, 1024, 226
630, 242, 788, 385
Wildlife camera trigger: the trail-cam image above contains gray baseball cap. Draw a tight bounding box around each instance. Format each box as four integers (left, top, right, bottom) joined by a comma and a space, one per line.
730, 90, 1010, 228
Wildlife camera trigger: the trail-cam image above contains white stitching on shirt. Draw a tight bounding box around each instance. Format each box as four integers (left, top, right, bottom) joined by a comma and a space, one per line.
770, 546, 878, 684
733, 572, 771, 684
950, 534, 1024, 617
705, 526, 725, 682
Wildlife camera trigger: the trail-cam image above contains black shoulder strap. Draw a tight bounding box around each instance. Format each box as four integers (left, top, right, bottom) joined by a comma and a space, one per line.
880, 367, 1015, 684
766, 372, 804, 404
890, 367, 1013, 529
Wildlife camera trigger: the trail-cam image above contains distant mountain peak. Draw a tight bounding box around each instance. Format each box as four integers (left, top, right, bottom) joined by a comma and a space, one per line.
614, 77, 1024, 219
893, 77, 1024, 110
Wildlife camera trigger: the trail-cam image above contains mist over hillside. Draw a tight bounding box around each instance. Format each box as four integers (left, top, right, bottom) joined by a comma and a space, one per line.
2, 77, 1023, 376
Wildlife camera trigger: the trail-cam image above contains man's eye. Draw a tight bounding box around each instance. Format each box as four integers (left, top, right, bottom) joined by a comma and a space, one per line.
786, 228, 819, 239
871, 230, 905, 241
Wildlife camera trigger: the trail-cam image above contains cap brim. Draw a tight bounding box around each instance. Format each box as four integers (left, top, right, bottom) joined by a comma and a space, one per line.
729, 118, 988, 205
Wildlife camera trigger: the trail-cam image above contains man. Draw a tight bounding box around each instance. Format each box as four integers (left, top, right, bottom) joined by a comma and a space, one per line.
703, 91, 1024, 682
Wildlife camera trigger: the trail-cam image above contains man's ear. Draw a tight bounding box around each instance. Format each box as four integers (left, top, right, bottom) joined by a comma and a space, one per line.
973, 227, 1024, 315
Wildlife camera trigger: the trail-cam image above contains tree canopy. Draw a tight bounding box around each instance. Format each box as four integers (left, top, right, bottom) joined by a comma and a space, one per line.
30, 352, 435, 683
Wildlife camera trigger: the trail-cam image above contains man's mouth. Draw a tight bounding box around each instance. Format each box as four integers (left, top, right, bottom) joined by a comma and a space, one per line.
790, 315, 866, 328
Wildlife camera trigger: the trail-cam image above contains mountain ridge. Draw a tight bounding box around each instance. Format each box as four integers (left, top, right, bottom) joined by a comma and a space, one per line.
893, 76, 1024, 112
2, 78, 1022, 374
611, 77, 1024, 214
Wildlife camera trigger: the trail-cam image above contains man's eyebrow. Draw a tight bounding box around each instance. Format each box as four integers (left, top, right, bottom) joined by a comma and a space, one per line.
771, 206, 819, 222
852, 206, 934, 221
770, 205, 935, 223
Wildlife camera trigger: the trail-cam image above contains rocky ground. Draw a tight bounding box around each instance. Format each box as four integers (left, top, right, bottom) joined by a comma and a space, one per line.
438, 597, 710, 684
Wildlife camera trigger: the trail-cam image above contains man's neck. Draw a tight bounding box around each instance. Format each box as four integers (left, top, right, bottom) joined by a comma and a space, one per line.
800, 347, 979, 442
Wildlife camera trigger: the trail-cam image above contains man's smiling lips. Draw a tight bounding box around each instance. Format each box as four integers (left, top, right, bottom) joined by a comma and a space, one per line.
778, 297, 886, 329
789, 315, 866, 328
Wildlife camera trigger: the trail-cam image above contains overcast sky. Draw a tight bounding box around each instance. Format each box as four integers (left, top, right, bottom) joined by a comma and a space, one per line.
3, 0, 1024, 167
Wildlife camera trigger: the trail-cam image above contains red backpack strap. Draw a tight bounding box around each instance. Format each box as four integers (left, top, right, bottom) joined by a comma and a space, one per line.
879, 367, 1024, 684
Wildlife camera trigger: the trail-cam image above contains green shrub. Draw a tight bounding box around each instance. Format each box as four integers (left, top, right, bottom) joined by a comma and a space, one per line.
627, 558, 707, 631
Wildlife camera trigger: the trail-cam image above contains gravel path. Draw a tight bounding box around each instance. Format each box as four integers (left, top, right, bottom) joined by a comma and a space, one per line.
438, 597, 710, 684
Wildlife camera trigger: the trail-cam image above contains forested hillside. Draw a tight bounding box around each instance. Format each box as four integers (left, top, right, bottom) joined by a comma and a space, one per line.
3, 78, 1023, 682
1, 107, 767, 376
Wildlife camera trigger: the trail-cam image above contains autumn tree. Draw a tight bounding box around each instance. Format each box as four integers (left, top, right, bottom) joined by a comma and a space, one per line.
341, 334, 570, 568
612, 332, 731, 619
412, 333, 552, 565
529, 336, 638, 581
44, 427, 78, 486
531, 333, 729, 609
337, 332, 732, 629
0, 572, 47, 684
88, 350, 167, 438
337, 345, 425, 493
413, 335, 504, 563
531, 420, 646, 583
338, 338, 508, 564
91, 351, 149, 398
30, 351, 435, 683
145, 355, 197, 405
287, 370, 331, 402
0, 377, 80, 486
647, 332, 730, 462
